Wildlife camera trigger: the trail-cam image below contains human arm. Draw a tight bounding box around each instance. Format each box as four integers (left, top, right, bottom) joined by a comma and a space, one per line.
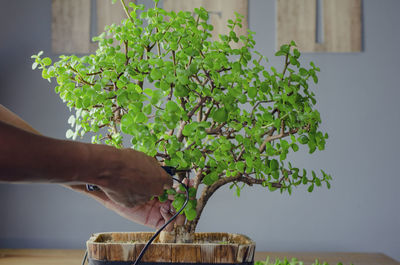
0, 104, 182, 229
0, 105, 171, 207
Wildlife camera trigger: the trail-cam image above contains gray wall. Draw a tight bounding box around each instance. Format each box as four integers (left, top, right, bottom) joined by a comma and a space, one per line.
1, 0, 399, 261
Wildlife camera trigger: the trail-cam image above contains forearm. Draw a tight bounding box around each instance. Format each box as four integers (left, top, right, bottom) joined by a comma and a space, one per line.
0, 105, 120, 187
0, 105, 170, 208
0, 121, 110, 184
0, 105, 83, 184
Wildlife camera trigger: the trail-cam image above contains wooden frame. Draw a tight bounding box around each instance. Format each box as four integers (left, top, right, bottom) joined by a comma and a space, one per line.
52, 0, 131, 54
276, 0, 362, 52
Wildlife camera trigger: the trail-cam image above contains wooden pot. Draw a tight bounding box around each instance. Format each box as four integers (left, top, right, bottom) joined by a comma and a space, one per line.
87, 232, 255, 265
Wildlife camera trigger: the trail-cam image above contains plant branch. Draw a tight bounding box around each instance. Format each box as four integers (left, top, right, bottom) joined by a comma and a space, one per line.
187, 97, 207, 119
120, 0, 133, 23
281, 53, 289, 80
176, 121, 187, 142
205, 122, 226, 134
259, 127, 299, 153
189, 173, 282, 232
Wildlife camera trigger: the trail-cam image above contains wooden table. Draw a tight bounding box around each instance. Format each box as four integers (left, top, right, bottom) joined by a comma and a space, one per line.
0, 249, 398, 265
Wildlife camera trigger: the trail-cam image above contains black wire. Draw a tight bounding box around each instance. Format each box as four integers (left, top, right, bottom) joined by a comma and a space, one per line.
81, 177, 189, 265
81, 250, 88, 265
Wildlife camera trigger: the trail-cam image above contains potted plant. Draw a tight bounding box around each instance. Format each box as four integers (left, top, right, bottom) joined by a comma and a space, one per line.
32, 0, 331, 263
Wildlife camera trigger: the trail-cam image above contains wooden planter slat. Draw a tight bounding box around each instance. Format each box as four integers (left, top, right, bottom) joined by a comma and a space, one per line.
172, 244, 201, 263
237, 245, 249, 263
138, 243, 172, 262
218, 244, 238, 263
245, 245, 255, 262
200, 244, 216, 263
87, 232, 255, 263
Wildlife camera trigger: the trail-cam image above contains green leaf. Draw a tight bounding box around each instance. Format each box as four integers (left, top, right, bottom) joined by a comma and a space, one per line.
67, 115, 76, 126
315, 178, 321, 187
236, 161, 245, 172
291, 143, 299, 152
248, 86, 257, 98
166, 101, 179, 112
166, 188, 176, 195
299, 68, 308, 76
188, 187, 197, 198
326, 181, 331, 189
178, 183, 186, 192
150, 68, 162, 80
203, 172, 219, 185
213, 108, 228, 122
274, 51, 286, 56
298, 135, 309, 144
236, 187, 241, 197
42, 57, 52, 66
302, 176, 307, 185
172, 196, 185, 210
144, 88, 154, 97
143, 104, 152, 115
184, 208, 197, 221
158, 191, 168, 202
134, 112, 147, 123
270, 159, 279, 171
66, 129, 74, 139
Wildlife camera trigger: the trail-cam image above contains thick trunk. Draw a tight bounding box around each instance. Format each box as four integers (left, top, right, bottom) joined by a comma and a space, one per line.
159, 225, 194, 243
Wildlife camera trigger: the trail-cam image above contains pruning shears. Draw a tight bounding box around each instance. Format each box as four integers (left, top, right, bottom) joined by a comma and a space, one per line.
86, 166, 190, 191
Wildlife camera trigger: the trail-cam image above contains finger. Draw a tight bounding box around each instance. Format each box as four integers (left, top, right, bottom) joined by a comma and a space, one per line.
175, 214, 186, 226
160, 203, 175, 232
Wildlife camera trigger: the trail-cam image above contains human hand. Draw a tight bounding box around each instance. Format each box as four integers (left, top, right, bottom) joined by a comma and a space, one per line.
65, 184, 185, 231
65, 177, 193, 230
85, 146, 172, 208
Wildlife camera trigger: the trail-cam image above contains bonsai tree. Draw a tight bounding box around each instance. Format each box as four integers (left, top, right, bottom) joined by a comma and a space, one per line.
32, 0, 331, 238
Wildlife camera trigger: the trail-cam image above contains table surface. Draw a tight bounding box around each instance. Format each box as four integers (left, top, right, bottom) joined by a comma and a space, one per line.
0, 249, 398, 265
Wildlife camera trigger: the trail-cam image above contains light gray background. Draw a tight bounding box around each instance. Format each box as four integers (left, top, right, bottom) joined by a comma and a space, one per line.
1, 0, 399, 261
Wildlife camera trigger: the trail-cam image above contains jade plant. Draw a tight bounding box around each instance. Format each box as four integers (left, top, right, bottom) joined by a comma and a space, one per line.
32, 0, 331, 235
256, 258, 349, 265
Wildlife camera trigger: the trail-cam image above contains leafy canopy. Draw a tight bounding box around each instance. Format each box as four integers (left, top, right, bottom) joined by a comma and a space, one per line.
32, 0, 331, 227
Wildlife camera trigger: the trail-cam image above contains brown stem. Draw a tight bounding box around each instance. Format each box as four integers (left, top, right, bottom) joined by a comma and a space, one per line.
201, 104, 213, 122
216, 67, 232, 73
176, 121, 187, 142
250, 100, 274, 121
281, 53, 289, 80
259, 127, 299, 153
86, 70, 103, 76
197, 105, 203, 121
205, 122, 226, 134
187, 97, 207, 119
124, 40, 130, 66
168, 83, 174, 100
120, 0, 133, 23
156, 152, 170, 159
77, 76, 94, 86
189, 173, 282, 232
236, 145, 246, 161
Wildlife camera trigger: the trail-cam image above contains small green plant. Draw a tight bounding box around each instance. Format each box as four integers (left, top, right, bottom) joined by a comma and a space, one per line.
256, 258, 350, 265
32, 0, 331, 235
